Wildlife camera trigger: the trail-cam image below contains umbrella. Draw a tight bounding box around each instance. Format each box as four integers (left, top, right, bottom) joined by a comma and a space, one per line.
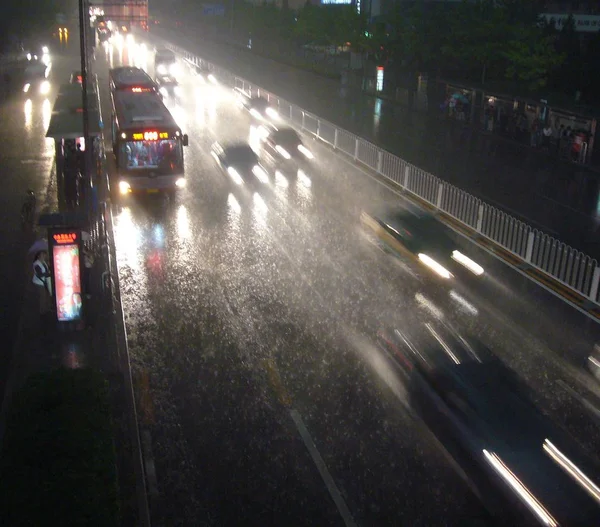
28, 238, 48, 258
451, 93, 469, 104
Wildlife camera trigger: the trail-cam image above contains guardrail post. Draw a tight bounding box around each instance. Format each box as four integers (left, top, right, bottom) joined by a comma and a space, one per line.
525, 231, 535, 263
589, 266, 600, 301
354, 139, 359, 160
436, 183, 444, 209
334, 129, 338, 149
376, 151, 383, 173
302, 111, 305, 129
316, 120, 320, 139
476, 204, 484, 233
404, 165, 410, 188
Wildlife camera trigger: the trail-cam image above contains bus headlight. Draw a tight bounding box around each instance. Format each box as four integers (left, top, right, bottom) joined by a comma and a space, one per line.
119, 181, 131, 194
175, 178, 186, 188
266, 107, 279, 119
208, 74, 217, 84
298, 144, 314, 159
159, 87, 168, 97
157, 64, 167, 75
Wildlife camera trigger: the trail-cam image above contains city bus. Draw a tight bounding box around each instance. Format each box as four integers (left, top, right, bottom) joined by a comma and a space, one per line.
110, 86, 189, 195
109, 66, 158, 93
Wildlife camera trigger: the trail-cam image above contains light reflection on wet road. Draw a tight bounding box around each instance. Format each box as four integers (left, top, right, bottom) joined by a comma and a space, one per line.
104, 36, 600, 526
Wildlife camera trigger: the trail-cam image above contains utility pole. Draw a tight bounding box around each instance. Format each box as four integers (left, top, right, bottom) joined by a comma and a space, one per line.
78, 0, 92, 222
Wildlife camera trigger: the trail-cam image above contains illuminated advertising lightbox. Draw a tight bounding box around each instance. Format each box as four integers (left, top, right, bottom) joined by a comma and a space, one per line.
50, 230, 83, 322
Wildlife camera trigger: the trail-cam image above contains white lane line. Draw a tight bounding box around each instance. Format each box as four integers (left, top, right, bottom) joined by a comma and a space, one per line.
289, 409, 358, 527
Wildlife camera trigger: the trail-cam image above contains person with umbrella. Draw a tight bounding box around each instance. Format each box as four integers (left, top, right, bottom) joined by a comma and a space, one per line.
32, 247, 53, 321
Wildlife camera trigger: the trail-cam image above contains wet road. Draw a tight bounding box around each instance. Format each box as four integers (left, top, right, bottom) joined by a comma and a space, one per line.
100, 36, 600, 525
0, 41, 78, 403
150, 21, 600, 261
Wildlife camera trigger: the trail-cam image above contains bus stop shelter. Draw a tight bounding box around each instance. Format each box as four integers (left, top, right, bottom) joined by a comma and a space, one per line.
46, 82, 104, 209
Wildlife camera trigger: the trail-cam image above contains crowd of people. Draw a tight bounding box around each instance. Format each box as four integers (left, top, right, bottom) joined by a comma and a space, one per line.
443, 93, 593, 165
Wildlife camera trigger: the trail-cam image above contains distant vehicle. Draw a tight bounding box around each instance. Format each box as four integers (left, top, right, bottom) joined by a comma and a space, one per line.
257, 124, 314, 165
234, 88, 278, 122
156, 75, 182, 100
70, 71, 82, 84
23, 45, 50, 82
378, 321, 600, 526
97, 26, 111, 43
155, 48, 178, 77
110, 82, 189, 196
188, 62, 217, 84
211, 142, 269, 186
109, 66, 158, 93
361, 208, 485, 282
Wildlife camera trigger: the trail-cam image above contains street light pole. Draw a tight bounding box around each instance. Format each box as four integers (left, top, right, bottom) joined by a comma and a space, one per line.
78, 0, 92, 222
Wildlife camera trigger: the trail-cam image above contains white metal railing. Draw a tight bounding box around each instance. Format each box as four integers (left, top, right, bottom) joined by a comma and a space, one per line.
145, 32, 600, 307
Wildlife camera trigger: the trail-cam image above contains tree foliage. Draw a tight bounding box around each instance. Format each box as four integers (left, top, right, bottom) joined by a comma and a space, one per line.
394, 0, 564, 90
0, 0, 70, 43
294, 5, 364, 48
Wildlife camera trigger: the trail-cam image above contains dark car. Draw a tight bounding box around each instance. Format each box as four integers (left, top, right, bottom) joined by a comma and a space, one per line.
378, 321, 600, 526
156, 75, 182, 100
361, 207, 485, 282
211, 142, 269, 186
258, 124, 314, 165
235, 88, 279, 122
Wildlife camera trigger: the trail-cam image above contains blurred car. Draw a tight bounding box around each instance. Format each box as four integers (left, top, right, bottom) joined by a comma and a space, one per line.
378, 321, 600, 526
211, 142, 269, 186
70, 71, 82, 84
257, 124, 314, 165
588, 344, 600, 382
235, 88, 278, 122
361, 208, 484, 282
156, 75, 182, 100
155, 48, 178, 77
23, 48, 49, 82
188, 62, 217, 84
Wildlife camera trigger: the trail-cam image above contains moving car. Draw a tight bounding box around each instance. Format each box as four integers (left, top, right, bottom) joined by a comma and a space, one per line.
235, 88, 278, 122
361, 207, 484, 282
257, 124, 314, 165
156, 75, 182, 100
211, 142, 269, 186
155, 48, 178, 77
70, 71, 82, 84
378, 321, 600, 526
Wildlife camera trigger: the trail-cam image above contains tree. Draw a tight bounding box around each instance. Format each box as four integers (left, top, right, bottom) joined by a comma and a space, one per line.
503, 29, 565, 91
0, 0, 69, 45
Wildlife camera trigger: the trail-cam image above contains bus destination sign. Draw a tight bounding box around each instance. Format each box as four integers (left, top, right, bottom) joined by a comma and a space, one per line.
132, 131, 170, 141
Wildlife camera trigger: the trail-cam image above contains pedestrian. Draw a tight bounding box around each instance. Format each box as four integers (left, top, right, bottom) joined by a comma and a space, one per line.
32, 250, 54, 337
542, 124, 552, 150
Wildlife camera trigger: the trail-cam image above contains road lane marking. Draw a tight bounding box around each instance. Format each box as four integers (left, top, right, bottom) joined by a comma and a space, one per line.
263, 358, 357, 526
290, 409, 358, 527
263, 358, 292, 407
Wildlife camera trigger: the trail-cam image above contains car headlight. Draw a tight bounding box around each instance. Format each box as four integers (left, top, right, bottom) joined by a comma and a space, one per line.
175, 86, 182, 95
40, 80, 50, 94
275, 145, 291, 160
451, 250, 484, 276
159, 87, 168, 97
252, 165, 268, 183
42, 46, 49, 54
265, 107, 278, 119
157, 64, 167, 75
249, 108, 263, 120
119, 181, 131, 194
208, 74, 217, 84
23, 83, 30, 93
298, 144, 314, 159
169, 63, 179, 76
227, 167, 244, 185
175, 177, 186, 188
418, 254, 452, 279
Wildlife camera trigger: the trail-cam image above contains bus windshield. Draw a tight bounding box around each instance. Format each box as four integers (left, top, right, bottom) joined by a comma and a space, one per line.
121, 139, 183, 172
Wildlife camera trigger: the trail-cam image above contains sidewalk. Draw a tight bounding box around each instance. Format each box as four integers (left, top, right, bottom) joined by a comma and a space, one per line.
152, 22, 600, 260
